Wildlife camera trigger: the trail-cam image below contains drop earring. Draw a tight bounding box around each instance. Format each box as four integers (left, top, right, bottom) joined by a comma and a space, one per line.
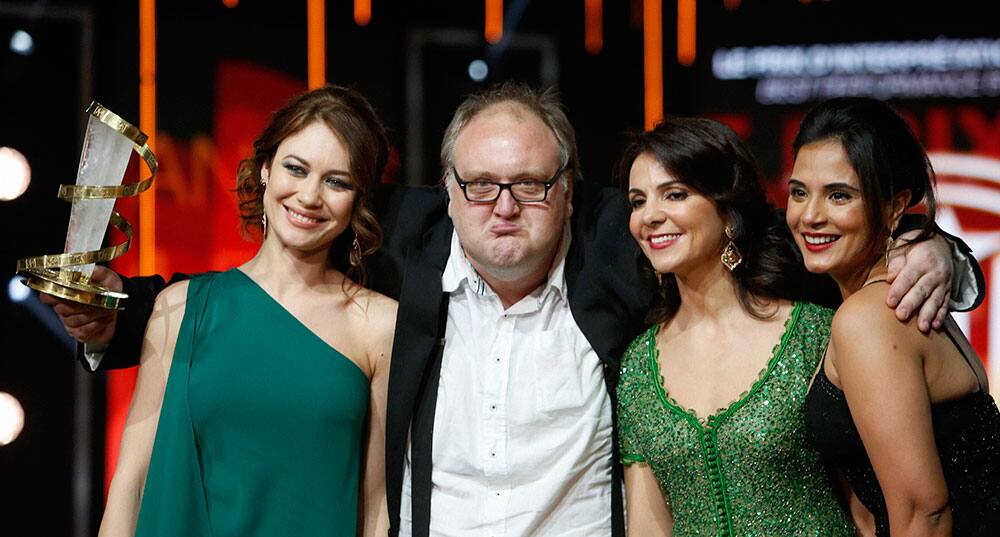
721, 224, 742, 271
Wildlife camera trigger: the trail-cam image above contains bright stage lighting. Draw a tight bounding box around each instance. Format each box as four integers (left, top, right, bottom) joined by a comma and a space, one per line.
8, 276, 30, 303
0, 147, 31, 201
0, 392, 25, 446
9, 30, 34, 56
468, 59, 489, 82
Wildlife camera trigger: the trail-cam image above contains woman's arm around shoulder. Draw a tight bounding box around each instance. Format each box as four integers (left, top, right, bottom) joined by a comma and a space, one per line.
829, 286, 952, 537
99, 280, 190, 537
357, 291, 397, 537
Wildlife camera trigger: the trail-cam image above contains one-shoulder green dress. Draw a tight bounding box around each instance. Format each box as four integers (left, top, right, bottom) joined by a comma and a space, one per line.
135, 269, 369, 537
617, 302, 854, 536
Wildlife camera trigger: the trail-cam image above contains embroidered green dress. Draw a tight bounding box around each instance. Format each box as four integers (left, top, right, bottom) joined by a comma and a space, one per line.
617, 302, 853, 536
134, 269, 370, 536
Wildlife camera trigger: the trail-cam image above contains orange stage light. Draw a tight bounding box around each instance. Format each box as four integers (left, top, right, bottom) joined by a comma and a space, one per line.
222, 0, 239, 8
355, 0, 371, 26
677, 0, 696, 66
308, 0, 326, 88
139, 0, 156, 275
485, 0, 503, 44
643, 0, 663, 130
585, 0, 603, 55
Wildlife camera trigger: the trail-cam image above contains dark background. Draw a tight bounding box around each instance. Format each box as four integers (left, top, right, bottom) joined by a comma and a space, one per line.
1, 1, 998, 534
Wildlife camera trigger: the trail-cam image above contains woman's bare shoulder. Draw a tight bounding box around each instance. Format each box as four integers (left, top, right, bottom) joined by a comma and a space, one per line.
831, 283, 920, 365
348, 288, 398, 336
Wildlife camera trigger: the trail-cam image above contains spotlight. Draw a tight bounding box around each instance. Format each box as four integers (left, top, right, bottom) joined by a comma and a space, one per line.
0, 392, 25, 446
468, 59, 489, 82
8, 276, 30, 303
9, 30, 34, 56
0, 147, 31, 201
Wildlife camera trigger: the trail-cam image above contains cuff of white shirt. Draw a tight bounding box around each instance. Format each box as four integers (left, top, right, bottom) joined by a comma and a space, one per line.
948, 239, 978, 311
82, 342, 108, 372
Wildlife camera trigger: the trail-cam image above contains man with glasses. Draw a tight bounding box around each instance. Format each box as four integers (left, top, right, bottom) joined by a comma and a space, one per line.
386, 84, 639, 536
46, 82, 977, 537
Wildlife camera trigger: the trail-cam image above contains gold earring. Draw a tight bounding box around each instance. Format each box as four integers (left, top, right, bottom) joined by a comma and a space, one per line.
721, 224, 742, 271
261, 213, 268, 237
655, 272, 663, 286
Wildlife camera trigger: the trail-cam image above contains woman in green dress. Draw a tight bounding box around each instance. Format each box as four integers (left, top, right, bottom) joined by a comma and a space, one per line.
616, 117, 854, 536
99, 85, 396, 537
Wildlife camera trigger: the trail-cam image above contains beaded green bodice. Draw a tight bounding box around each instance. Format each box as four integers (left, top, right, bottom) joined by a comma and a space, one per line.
617, 302, 853, 537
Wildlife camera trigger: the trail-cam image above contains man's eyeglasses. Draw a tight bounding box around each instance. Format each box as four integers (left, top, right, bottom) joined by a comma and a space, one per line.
452, 163, 567, 203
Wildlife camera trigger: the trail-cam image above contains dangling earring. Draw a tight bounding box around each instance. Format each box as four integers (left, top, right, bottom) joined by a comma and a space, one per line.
721, 224, 742, 271
655, 272, 663, 286
885, 235, 893, 267
259, 175, 268, 237
349, 237, 362, 267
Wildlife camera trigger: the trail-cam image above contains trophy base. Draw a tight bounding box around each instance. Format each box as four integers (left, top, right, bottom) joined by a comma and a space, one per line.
19, 268, 127, 310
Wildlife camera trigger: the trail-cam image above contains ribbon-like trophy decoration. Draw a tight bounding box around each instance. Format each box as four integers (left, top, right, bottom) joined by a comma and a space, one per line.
15, 102, 157, 309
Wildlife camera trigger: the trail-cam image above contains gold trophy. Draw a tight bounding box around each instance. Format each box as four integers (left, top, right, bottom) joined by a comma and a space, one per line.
15, 103, 157, 309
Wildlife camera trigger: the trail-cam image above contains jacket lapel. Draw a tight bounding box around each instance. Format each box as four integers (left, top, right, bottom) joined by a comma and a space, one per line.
386, 217, 453, 536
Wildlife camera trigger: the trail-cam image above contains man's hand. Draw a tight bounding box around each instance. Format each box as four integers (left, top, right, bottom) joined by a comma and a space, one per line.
38, 266, 122, 345
886, 231, 952, 333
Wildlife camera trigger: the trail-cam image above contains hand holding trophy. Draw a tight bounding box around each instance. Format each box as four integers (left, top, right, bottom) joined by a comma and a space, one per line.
16, 103, 156, 329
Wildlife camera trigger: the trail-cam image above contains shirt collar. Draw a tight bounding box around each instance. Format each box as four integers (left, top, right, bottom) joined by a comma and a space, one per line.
441, 226, 572, 303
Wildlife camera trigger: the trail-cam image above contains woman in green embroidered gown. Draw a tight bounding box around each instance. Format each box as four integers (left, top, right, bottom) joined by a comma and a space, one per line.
616, 117, 855, 536
99, 86, 396, 537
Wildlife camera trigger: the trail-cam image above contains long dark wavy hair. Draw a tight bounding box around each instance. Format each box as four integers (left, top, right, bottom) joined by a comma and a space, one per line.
235, 84, 390, 288
617, 117, 815, 325
793, 97, 936, 279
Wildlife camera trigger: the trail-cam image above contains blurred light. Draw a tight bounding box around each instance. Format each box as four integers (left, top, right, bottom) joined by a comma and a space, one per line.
485, 0, 503, 44
0, 392, 25, 446
468, 60, 489, 82
0, 147, 31, 201
723, 0, 741, 9
584, 0, 603, 55
307, 0, 326, 89
222, 0, 239, 7
355, 0, 372, 26
8, 276, 30, 303
643, 0, 663, 130
677, 0, 696, 66
9, 30, 33, 55
139, 0, 158, 275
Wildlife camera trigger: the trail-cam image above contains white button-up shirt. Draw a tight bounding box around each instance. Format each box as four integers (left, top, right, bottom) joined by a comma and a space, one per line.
399, 228, 614, 536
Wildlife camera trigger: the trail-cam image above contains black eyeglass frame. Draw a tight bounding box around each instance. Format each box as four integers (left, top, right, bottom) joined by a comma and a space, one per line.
451, 162, 568, 203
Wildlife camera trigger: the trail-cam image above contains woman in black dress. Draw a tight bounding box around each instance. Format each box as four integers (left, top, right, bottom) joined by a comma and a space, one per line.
789, 97, 1000, 536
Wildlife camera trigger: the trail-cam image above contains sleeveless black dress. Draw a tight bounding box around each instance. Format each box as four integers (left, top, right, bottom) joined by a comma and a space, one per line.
805, 330, 1000, 536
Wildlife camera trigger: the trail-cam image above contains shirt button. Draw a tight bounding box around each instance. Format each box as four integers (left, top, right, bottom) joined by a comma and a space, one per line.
495, 357, 501, 363
490, 404, 497, 411
490, 451, 496, 457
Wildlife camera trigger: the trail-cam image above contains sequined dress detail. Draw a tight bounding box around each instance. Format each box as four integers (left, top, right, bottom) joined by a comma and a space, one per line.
617, 302, 853, 536
806, 356, 1000, 536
